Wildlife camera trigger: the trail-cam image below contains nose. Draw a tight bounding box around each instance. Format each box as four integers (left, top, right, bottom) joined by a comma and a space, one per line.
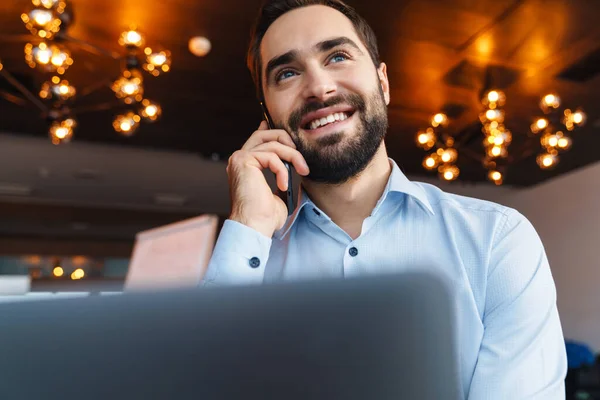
301, 65, 337, 102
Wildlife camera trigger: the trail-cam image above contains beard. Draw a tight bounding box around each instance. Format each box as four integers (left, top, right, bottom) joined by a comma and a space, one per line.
284, 86, 388, 184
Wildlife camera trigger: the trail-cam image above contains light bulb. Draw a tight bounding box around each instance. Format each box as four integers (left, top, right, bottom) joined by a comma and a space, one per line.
557, 136, 572, 150
422, 154, 438, 170
112, 71, 144, 104
540, 93, 560, 110
143, 48, 172, 76
488, 170, 503, 184
482, 89, 505, 107
481, 109, 504, 123
189, 36, 211, 57
49, 117, 76, 145
25, 42, 72, 74
140, 99, 162, 121
52, 266, 64, 277
438, 165, 459, 181
40, 78, 75, 100
536, 152, 559, 169
21, 7, 62, 38
120, 30, 145, 47
530, 118, 549, 134
572, 110, 586, 125
431, 113, 448, 127
440, 148, 458, 163
113, 112, 141, 136
415, 128, 436, 150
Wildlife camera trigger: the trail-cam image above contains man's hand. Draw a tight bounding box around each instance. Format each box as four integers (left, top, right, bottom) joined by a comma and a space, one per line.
227, 121, 310, 238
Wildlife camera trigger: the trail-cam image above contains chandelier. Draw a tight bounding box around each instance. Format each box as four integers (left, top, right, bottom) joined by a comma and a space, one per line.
416, 89, 587, 185
0, 0, 172, 144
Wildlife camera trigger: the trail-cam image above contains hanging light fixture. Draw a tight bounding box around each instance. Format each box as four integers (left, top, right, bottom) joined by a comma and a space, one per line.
140, 99, 161, 121
143, 48, 171, 76
49, 117, 76, 144
119, 29, 145, 48
414, 86, 588, 185
1, 0, 181, 144
24, 42, 73, 74
113, 112, 141, 136
39, 76, 76, 101
112, 69, 144, 104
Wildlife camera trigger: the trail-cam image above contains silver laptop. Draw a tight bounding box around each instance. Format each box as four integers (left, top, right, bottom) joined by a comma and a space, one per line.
0, 271, 461, 399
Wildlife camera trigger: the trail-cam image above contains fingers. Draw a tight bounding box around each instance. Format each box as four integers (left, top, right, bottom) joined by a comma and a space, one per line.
252, 151, 290, 191
228, 150, 290, 191
252, 141, 309, 176
242, 126, 297, 151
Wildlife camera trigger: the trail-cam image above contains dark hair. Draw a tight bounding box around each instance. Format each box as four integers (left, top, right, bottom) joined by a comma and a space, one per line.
247, 0, 381, 100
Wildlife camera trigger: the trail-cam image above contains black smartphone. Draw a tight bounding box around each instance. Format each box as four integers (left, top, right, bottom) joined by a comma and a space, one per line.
260, 101, 295, 216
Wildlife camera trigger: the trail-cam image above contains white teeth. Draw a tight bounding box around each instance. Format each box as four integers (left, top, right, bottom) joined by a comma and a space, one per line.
308, 112, 350, 130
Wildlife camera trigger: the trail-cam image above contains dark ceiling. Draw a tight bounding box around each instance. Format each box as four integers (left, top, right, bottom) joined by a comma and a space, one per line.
1, 0, 600, 186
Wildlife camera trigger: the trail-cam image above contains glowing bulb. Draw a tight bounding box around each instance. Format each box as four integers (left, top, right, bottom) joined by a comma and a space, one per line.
53, 266, 64, 277
416, 128, 436, 150
36, 48, 52, 64
494, 136, 504, 146
189, 36, 211, 57
32, 9, 52, 25
489, 170, 502, 181
487, 91, 499, 102
49, 118, 76, 144
58, 84, 68, 94
120, 30, 144, 47
438, 165, 459, 181
541, 94, 560, 110
491, 146, 501, 156
112, 72, 144, 103
146, 105, 157, 117
113, 112, 141, 135
140, 99, 162, 121
123, 83, 136, 95
537, 118, 548, 129
537, 153, 558, 169
150, 53, 166, 66
573, 111, 585, 125
425, 157, 436, 168
557, 136, 572, 150
440, 148, 458, 163
431, 113, 447, 127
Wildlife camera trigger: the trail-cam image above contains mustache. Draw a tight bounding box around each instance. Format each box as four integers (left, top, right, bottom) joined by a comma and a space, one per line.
288, 94, 366, 131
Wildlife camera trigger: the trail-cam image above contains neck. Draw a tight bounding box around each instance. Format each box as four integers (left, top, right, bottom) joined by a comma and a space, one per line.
301, 143, 392, 239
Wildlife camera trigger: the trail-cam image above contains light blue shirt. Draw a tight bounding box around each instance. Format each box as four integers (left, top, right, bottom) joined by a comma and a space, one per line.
203, 158, 567, 399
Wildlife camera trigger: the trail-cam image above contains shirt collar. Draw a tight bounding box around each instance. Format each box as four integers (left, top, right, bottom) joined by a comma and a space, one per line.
273, 158, 434, 240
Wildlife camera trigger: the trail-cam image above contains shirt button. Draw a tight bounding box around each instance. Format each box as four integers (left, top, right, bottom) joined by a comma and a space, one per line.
249, 257, 261, 268
349, 247, 358, 257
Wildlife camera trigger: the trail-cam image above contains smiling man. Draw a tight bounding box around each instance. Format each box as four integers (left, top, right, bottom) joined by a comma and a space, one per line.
202, 0, 567, 398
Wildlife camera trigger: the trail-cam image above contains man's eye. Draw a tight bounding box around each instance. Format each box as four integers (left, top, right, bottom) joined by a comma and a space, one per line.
330, 52, 349, 63
277, 70, 296, 82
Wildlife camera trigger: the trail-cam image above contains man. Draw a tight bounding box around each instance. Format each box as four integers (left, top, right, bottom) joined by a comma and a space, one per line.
202, 0, 567, 398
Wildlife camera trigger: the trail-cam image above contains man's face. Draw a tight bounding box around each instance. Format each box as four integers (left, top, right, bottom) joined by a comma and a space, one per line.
260, 5, 390, 184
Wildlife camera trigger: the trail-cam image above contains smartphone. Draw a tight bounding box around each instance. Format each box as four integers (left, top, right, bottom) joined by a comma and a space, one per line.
260, 101, 295, 216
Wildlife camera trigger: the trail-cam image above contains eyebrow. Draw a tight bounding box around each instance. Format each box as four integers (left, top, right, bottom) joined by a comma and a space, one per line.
264, 36, 364, 84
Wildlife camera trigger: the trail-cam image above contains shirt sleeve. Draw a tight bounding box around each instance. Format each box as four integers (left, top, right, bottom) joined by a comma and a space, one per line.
468, 210, 567, 399
201, 219, 272, 287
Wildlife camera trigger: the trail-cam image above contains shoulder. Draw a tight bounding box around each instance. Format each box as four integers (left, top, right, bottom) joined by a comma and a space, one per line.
411, 181, 531, 239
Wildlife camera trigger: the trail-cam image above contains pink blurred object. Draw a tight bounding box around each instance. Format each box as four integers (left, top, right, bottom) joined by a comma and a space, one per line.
125, 214, 218, 292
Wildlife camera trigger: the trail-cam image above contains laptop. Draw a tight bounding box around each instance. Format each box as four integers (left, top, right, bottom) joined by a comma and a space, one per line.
0, 271, 461, 399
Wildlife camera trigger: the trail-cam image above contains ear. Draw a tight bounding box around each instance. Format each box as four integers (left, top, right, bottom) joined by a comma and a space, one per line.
377, 62, 390, 105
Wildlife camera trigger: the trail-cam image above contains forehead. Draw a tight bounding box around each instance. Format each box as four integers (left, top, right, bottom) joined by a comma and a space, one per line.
260, 5, 365, 66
